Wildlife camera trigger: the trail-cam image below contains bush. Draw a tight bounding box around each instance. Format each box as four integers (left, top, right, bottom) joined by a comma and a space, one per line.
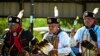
0, 18, 7, 35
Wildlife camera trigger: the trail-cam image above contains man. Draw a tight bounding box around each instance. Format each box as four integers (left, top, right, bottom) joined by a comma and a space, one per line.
73, 11, 100, 56
1, 16, 33, 56
43, 17, 71, 56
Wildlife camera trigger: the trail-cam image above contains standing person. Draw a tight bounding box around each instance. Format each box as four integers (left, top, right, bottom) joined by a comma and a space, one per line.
43, 17, 71, 56
1, 16, 33, 56
73, 11, 100, 56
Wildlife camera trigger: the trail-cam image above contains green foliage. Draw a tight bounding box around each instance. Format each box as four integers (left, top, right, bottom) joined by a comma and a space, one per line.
34, 31, 43, 42
34, 18, 47, 27
22, 18, 30, 29
60, 18, 73, 28
0, 18, 7, 35
60, 18, 80, 29
22, 18, 48, 29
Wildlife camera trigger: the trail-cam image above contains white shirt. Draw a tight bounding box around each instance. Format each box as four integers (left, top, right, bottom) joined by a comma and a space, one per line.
74, 25, 100, 51
43, 31, 71, 55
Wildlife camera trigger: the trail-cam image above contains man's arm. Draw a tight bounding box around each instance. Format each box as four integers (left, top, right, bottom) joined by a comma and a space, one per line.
58, 32, 71, 55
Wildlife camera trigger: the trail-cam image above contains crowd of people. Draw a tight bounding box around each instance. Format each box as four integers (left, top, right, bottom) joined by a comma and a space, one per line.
0, 10, 100, 56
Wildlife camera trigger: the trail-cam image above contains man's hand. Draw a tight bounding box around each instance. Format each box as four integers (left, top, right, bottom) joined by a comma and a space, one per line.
49, 49, 58, 56
25, 51, 30, 56
70, 27, 76, 38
